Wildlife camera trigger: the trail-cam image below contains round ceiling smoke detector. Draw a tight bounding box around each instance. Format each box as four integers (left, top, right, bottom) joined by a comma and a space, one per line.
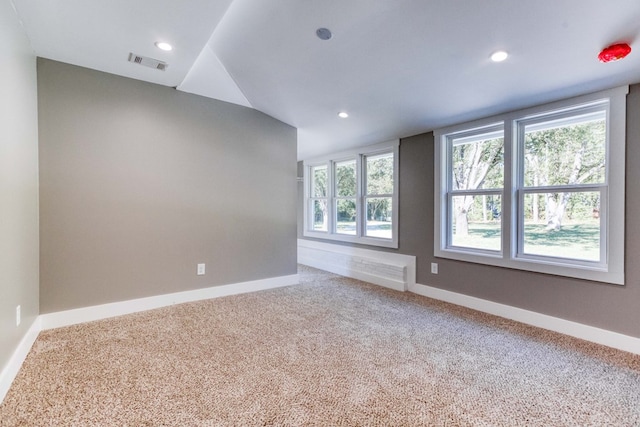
598, 43, 631, 63
316, 28, 332, 41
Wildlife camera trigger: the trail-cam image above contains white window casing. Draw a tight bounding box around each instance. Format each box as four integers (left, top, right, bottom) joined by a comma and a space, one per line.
434, 86, 627, 284
304, 140, 399, 248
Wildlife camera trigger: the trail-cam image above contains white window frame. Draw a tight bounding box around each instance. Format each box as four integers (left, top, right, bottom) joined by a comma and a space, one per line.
434, 86, 627, 284
308, 164, 330, 233
304, 140, 399, 248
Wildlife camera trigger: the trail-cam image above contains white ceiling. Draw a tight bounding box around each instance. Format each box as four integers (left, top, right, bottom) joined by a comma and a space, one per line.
12, 0, 640, 159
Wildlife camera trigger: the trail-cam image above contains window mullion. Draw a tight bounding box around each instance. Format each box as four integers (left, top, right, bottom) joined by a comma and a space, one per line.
357, 154, 364, 238
600, 187, 608, 265
509, 118, 521, 260
328, 161, 335, 234
445, 137, 454, 249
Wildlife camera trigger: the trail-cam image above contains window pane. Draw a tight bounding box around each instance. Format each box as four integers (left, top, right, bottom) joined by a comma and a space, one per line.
450, 195, 501, 251
336, 199, 356, 235
524, 112, 606, 187
366, 197, 392, 239
452, 134, 503, 191
366, 153, 393, 195
522, 192, 600, 261
311, 165, 327, 197
312, 199, 328, 231
335, 160, 356, 197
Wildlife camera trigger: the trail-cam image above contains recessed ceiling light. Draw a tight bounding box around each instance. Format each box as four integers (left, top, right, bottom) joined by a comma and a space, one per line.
155, 41, 173, 51
338, 112, 349, 118
490, 51, 508, 62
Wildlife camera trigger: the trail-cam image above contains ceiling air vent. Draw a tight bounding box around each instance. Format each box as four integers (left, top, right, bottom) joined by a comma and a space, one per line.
127, 53, 168, 71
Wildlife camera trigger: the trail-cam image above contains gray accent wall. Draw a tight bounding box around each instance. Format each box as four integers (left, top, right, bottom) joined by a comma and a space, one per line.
38, 59, 297, 313
0, 1, 40, 374
299, 84, 640, 338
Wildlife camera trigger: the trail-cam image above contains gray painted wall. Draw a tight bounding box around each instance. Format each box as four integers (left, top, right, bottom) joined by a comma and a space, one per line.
38, 59, 297, 313
299, 84, 640, 338
0, 1, 40, 374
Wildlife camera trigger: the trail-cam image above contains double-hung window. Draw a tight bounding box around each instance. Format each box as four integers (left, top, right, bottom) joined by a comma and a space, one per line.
304, 140, 399, 248
447, 126, 504, 252
435, 86, 627, 284
309, 164, 329, 232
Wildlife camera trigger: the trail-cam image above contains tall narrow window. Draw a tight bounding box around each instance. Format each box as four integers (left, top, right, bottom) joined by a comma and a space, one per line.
335, 159, 357, 235
365, 153, 394, 239
310, 165, 328, 232
303, 140, 399, 248
448, 128, 504, 252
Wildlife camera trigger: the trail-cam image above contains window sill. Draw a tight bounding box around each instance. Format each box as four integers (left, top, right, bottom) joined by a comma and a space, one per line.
435, 248, 623, 285
303, 230, 398, 249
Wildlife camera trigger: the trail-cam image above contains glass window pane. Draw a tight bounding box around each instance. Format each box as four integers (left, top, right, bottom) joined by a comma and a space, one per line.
452, 134, 503, 191
365, 197, 392, 239
524, 112, 606, 187
450, 195, 501, 251
312, 199, 328, 231
311, 165, 327, 198
366, 153, 393, 195
523, 192, 600, 261
335, 160, 356, 197
336, 199, 356, 235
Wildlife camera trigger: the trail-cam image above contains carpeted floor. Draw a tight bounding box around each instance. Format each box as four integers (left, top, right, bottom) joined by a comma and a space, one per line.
1, 265, 640, 426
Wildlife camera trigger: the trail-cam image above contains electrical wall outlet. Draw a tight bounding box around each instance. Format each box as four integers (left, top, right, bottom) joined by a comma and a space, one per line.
431, 263, 438, 274
197, 263, 206, 276
16, 305, 21, 327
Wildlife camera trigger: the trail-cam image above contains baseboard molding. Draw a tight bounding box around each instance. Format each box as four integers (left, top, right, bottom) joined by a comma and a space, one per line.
40, 274, 299, 330
298, 239, 415, 292
410, 282, 640, 355
0, 274, 298, 404
0, 317, 41, 403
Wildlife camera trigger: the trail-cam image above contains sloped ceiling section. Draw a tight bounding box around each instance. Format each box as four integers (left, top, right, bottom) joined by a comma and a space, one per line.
198, 0, 640, 159
13, 0, 235, 87
11, 0, 640, 159
177, 44, 251, 108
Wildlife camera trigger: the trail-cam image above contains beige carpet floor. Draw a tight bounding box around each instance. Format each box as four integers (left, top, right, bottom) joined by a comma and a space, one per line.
1, 265, 639, 426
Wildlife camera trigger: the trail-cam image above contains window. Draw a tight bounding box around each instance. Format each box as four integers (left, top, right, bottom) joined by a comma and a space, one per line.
304, 140, 399, 248
447, 126, 504, 252
365, 152, 394, 239
335, 159, 357, 235
435, 86, 627, 284
310, 164, 328, 231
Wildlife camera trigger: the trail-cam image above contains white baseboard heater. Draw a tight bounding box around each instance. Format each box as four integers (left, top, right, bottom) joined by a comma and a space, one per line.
297, 239, 416, 292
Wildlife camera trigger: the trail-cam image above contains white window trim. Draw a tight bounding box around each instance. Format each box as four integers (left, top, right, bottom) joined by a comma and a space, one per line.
303, 140, 399, 248
434, 86, 627, 285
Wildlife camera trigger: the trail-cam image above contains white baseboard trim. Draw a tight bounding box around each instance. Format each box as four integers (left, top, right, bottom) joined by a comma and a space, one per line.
40, 274, 300, 330
298, 239, 415, 292
410, 282, 640, 355
0, 273, 299, 404
0, 317, 41, 403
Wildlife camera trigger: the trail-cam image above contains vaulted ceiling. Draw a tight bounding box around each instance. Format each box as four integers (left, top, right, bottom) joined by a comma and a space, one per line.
12, 0, 640, 159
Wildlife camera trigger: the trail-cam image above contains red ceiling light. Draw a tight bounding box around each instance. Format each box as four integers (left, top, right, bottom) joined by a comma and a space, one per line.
598, 43, 632, 63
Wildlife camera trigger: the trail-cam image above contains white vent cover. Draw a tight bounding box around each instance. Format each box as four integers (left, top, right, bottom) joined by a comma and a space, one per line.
128, 53, 168, 71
